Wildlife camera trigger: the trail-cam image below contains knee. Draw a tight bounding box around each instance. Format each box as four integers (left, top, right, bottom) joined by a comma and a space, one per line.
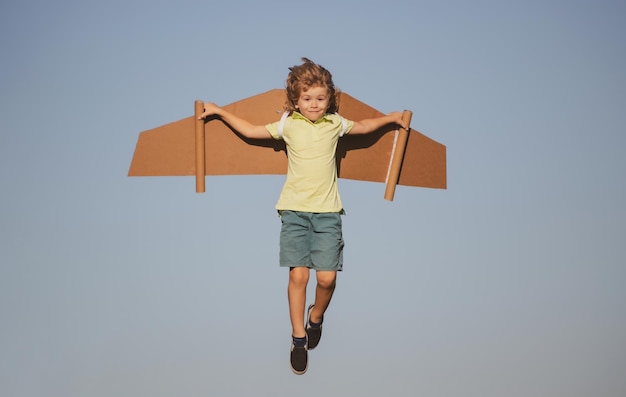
289, 267, 310, 287
316, 272, 337, 290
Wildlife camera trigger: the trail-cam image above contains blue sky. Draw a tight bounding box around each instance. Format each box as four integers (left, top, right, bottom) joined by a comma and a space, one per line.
1, 0, 625, 396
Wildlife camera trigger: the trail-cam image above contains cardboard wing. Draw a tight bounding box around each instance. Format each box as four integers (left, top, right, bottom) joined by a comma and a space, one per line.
128, 89, 446, 200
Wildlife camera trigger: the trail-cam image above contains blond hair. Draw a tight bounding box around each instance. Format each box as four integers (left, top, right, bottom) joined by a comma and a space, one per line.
284, 58, 340, 113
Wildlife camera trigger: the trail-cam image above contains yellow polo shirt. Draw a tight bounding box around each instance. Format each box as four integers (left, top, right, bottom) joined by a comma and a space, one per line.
266, 112, 354, 213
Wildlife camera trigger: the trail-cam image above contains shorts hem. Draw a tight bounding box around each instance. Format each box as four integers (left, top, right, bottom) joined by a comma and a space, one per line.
280, 263, 342, 271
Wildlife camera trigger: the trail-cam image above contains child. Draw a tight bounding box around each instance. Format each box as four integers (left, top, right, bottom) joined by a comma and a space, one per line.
198, 58, 407, 375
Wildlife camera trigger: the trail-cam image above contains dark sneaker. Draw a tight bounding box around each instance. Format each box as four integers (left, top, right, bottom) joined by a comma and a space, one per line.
290, 337, 308, 375
305, 304, 323, 350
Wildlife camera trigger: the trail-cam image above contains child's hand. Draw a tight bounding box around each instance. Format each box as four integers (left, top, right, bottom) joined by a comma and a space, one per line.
388, 112, 409, 130
197, 102, 222, 119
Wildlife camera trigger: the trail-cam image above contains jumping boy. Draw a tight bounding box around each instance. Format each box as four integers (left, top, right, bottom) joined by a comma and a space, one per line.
198, 58, 407, 374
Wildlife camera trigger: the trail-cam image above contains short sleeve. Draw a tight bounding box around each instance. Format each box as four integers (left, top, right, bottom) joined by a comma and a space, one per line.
336, 115, 354, 136
265, 121, 282, 140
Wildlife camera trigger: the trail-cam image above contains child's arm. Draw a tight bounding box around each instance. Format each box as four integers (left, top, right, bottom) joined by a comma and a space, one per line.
349, 112, 408, 135
198, 102, 272, 139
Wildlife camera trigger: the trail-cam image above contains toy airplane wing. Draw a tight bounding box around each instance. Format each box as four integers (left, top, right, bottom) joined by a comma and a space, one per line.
128, 89, 446, 200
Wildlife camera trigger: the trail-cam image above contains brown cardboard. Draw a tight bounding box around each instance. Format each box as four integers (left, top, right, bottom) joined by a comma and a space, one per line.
128, 89, 446, 200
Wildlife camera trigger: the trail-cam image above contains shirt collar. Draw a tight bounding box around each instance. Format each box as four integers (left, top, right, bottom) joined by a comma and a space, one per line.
292, 111, 333, 124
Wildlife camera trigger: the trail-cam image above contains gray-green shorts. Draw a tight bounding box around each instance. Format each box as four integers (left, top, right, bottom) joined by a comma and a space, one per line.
279, 210, 344, 271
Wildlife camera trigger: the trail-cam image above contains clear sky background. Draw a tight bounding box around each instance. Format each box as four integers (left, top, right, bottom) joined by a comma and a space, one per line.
1, 0, 625, 396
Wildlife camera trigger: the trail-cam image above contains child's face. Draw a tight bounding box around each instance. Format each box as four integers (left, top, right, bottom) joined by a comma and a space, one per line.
296, 86, 330, 122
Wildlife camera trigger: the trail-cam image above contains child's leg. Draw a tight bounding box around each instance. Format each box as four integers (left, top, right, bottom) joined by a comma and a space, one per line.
288, 267, 310, 338
310, 270, 336, 323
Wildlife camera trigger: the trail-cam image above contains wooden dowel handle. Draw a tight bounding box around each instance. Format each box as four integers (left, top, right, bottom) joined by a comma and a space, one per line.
194, 100, 206, 193
384, 110, 413, 201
